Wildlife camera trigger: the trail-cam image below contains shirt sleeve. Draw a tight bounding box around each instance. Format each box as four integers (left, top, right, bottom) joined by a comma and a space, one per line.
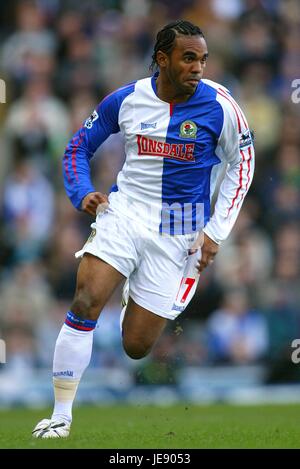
62, 92, 121, 210
203, 91, 255, 244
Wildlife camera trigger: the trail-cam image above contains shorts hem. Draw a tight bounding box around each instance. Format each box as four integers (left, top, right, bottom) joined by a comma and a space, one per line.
129, 291, 179, 320
78, 247, 130, 278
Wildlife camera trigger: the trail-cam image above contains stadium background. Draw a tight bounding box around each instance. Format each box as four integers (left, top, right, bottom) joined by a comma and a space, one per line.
0, 0, 299, 408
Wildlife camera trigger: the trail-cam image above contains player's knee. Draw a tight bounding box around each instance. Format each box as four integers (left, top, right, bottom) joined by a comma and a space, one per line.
70, 290, 99, 321
122, 337, 151, 360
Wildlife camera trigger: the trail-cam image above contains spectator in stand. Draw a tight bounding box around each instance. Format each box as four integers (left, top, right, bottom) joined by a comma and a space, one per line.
206, 288, 268, 365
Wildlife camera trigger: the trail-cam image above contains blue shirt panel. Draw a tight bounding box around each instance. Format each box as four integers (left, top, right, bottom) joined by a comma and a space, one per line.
159, 81, 224, 234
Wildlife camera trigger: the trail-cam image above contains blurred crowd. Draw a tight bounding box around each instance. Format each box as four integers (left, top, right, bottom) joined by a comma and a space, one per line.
0, 0, 300, 387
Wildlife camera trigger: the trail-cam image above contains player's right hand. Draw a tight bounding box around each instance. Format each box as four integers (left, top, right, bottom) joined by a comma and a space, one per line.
81, 192, 109, 216
197, 232, 219, 273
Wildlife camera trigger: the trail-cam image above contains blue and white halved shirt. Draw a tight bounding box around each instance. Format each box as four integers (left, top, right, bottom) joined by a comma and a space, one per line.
63, 75, 254, 242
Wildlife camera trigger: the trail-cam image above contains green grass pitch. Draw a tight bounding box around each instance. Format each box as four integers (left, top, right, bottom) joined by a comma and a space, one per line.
1, 403, 300, 449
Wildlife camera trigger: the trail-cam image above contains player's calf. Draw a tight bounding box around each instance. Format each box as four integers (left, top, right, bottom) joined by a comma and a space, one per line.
122, 299, 167, 359
70, 291, 100, 322
122, 336, 152, 359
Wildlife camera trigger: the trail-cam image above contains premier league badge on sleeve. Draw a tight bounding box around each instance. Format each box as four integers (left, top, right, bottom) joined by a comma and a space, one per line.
239, 129, 254, 149
84, 110, 99, 129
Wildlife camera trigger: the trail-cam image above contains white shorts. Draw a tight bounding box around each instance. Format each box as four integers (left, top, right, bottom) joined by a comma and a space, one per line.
75, 207, 201, 320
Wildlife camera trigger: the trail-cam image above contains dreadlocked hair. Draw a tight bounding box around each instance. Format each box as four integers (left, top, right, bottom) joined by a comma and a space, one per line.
150, 20, 205, 71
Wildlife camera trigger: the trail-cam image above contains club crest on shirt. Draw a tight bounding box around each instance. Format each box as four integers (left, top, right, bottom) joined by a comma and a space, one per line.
180, 120, 197, 139
84, 110, 99, 129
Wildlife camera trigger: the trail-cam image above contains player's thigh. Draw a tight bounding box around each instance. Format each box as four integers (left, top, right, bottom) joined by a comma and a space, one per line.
72, 253, 125, 319
122, 297, 168, 358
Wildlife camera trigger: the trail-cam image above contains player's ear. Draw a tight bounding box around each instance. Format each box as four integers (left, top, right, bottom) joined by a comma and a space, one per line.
156, 50, 168, 68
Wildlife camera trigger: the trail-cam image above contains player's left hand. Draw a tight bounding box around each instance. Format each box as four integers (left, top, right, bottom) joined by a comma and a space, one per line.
81, 191, 109, 216
197, 233, 219, 273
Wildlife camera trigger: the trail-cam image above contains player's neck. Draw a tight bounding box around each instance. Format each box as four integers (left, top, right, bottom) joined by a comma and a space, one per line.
156, 75, 194, 104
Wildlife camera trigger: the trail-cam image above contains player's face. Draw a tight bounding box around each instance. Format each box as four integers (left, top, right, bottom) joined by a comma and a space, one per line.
166, 35, 208, 95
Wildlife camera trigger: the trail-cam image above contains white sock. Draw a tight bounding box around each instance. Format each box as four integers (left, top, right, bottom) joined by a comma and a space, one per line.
51, 312, 97, 423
